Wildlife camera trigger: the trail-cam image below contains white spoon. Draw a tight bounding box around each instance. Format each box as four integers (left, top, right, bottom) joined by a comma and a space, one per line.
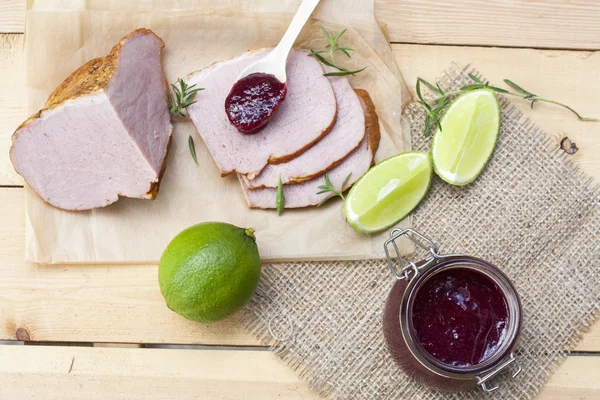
237, 0, 321, 83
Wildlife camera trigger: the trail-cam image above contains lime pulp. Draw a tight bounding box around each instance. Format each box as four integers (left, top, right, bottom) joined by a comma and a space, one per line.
344, 151, 433, 233
431, 89, 501, 186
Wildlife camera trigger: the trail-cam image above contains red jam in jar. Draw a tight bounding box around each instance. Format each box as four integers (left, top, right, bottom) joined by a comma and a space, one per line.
383, 255, 522, 392
225, 72, 287, 134
412, 268, 509, 367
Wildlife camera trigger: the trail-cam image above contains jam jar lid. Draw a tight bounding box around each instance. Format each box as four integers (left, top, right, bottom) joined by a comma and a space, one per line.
384, 228, 523, 393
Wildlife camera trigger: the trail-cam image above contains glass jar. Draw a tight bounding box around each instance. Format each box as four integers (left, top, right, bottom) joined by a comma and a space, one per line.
382, 229, 523, 393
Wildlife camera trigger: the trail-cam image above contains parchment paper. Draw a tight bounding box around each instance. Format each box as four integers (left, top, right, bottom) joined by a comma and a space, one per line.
24, 1, 412, 263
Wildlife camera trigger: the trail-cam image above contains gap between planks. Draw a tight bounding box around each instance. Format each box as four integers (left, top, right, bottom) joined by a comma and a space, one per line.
0, 189, 266, 347
2, 0, 600, 50
2, 38, 600, 187
1, 186, 600, 350
5, 38, 599, 186
1, 31, 600, 350
390, 40, 600, 53
1, 42, 600, 348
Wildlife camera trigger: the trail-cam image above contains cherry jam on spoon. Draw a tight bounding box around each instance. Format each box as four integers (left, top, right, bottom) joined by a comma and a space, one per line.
225, 73, 287, 134
224, 0, 321, 134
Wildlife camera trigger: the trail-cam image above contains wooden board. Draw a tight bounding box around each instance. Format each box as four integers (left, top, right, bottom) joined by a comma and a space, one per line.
0, 0, 25, 33
2, 1, 600, 49
393, 44, 600, 182
0, 34, 23, 185
375, 0, 600, 50
0, 187, 262, 346
1, 344, 599, 400
0, 187, 599, 350
1, 2, 600, 399
0, 345, 320, 400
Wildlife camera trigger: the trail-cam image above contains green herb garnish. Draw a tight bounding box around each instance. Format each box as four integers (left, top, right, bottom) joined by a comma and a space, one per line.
309, 27, 367, 77
501, 78, 595, 121
317, 173, 352, 207
416, 74, 596, 136
170, 78, 204, 117
276, 175, 285, 215
188, 135, 198, 165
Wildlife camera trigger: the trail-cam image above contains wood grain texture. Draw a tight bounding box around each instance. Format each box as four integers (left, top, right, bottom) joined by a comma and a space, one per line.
0, 34, 23, 185
537, 356, 600, 399
0, 188, 262, 346
0, 5, 599, 397
2, 1, 600, 49
0, 0, 25, 33
0, 345, 321, 400
374, 0, 600, 50
0, 344, 598, 400
0, 185, 598, 349
393, 44, 600, 182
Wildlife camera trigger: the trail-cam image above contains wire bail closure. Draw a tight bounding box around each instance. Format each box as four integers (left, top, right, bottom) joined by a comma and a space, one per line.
384, 228, 441, 282
476, 352, 522, 393
384, 229, 523, 394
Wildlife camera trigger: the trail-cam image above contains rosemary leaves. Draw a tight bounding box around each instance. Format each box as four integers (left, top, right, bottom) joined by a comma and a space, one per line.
417, 74, 596, 136
170, 78, 204, 117
309, 27, 367, 77
188, 135, 198, 165
317, 173, 352, 207
276, 175, 285, 215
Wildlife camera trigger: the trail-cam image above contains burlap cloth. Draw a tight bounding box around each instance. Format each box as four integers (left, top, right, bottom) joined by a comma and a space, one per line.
244, 63, 600, 399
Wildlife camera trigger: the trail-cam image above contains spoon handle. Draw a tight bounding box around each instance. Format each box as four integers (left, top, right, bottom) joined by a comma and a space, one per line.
272, 0, 321, 64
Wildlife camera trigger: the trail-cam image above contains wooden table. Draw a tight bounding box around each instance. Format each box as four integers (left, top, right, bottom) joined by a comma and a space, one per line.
1, 1, 599, 398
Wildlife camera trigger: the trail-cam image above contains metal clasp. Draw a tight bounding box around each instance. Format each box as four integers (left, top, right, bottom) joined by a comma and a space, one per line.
477, 353, 522, 393
384, 229, 441, 282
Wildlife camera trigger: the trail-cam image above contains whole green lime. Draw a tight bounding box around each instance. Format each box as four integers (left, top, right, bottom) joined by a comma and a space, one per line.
158, 222, 261, 323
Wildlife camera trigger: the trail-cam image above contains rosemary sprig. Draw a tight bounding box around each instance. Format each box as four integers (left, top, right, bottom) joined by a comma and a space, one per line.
188, 135, 198, 165
276, 175, 285, 216
502, 79, 596, 121
416, 73, 596, 136
309, 27, 367, 77
316, 173, 352, 207
169, 78, 204, 117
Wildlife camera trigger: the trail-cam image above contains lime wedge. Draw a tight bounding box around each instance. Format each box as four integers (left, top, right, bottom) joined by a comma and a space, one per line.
431, 89, 501, 185
344, 151, 432, 233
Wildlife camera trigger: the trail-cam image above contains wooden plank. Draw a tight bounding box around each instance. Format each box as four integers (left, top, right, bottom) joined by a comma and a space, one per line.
0, 345, 321, 400
375, 0, 600, 50
0, 0, 25, 33
3, 1, 600, 49
0, 185, 599, 348
393, 43, 600, 182
0, 33, 23, 186
0, 344, 598, 400
537, 356, 600, 400
2, 37, 600, 185
0, 188, 262, 346
0, 28, 599, 349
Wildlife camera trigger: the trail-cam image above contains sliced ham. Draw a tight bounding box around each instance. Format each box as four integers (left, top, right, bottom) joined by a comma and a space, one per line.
242, 74, 365, 189
185, 49, 337, 178
10, 29, 172, 211
240, 90, 380, 209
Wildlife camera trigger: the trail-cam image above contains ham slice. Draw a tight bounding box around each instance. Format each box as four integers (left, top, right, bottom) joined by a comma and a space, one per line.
240, 90, 380, 209
242, 75, 365, 189
185, 49, 337, 178
10, 29, 172, 211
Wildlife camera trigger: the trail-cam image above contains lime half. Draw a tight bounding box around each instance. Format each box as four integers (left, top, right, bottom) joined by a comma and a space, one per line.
344, 151, 432, 234
431, 89, 501, 185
